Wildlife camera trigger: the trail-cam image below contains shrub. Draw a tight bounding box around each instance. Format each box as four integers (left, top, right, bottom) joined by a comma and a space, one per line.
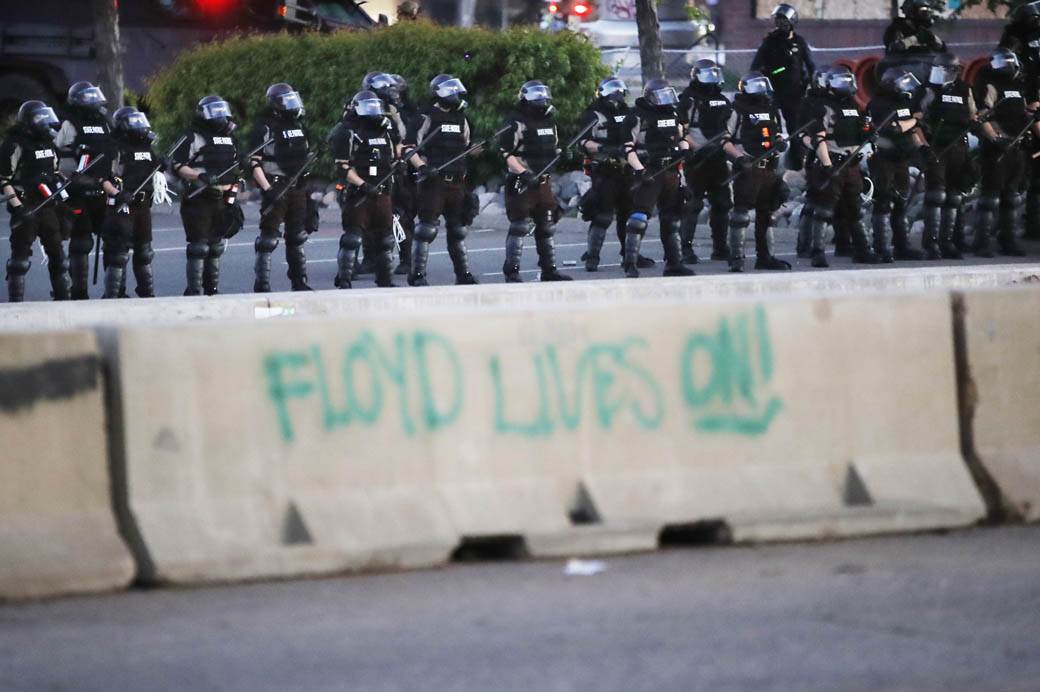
145, 22, 611, 183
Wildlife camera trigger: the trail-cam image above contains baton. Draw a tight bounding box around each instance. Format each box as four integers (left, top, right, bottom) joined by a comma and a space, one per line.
430, 125, 512, 174
996, 110, 1040, 163
186, 138, 273, 200
11, 153, 108, 230
260, 149, 320, 217
721, 119, 818, 187
350, 126, 442, 208
528, 119, 597, 182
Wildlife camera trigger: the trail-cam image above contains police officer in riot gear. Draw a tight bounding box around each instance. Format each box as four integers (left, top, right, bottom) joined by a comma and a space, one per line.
723, 72, 791, 273
867, 68, 927, 262
578, 76, 641, 271
330, 90, 398, 289
795, 68, 831, 258
100, 106, 161, 298
498, 80, 573, 282
805, 66, 880, 267
885, 0, 946, 56
1001, 1, 1040, 240
919, 54, 975, 260
250, 83, 313, 293
1, 100, 70, 302
171, 95, 242, 296
971, 49, 1036, 257
679, 60, 733, 263
405, 74, 479, 286
751, 4, 815, 170
54, 80, 115, 299
621, 78, 694, 278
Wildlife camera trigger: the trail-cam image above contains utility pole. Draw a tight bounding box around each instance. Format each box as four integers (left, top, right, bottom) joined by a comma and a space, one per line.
635, 0, 664, 84
92, 0, 124, 108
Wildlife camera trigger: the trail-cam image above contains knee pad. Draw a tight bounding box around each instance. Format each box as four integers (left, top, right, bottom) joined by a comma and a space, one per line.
708, 187, 733, 212
133, 243, 154, 264
6, 257, 30, 277
186, 241, 209, 260
208, 239, 227, 259
625, 212, 649, 236
414, 222, 439, 243
729, 208, 751, 228
107, 248, 130, 267
508, 220, 532, 238
813, 206, 835, 223
340, 230, 362, 251
446, 223, 468, 242
924, 190, 947, 208
285, 230, 308, 248
945, 193, 962, 209
69, 234, 94, 256
591, 212, 614, 229
980, 196, 1000, 212
255, 235, 280, 254
534, 221, 556, 238
378, 232, 396, 253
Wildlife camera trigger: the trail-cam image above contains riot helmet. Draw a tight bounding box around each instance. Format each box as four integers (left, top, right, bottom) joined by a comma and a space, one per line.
390, 74, 409, 101
990, 48, 1021, 79
738, 72, 775, 98
17, 100, 60, 139
430, 74, 467, 109
880, 68, 921, 97
266, 83, 305, 119
929, 53, 961, 87
772, 3, 798, 32
362, 72, 401, 108
643, 78, 678, 107
519, 80, 553, 114
902, 0, 938, 28
196, 95, 234, 134
826, 65, 857, 97
350, 90, 386, 119
596, 77, 628, 106
113, 106, 155, 143
691, 59, 724, 87
67, 81, 108, 114
1012, 1, 1040, 31
811, 67, 829, 91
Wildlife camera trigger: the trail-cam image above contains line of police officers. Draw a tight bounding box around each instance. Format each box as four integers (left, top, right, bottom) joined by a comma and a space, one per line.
4, 1, 1040, 302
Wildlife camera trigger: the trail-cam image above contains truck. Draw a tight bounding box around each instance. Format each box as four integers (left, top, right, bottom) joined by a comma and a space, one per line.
0, 0, 377, 121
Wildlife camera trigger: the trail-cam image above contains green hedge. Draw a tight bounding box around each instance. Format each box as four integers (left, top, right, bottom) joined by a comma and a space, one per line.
145, 22, 610, 183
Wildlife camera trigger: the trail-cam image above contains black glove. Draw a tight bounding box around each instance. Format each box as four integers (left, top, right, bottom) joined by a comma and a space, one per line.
892, 38, 908, 53
156, 157, 169, 173
991, 135, 1012, 150
196, 172, 212, 186
261, 186, 280, 206
773, 137, 789, 154
734, 155, 753, 171
416, 165, 438, 184
114, 190, 134, 206
518, 170, 537, 189
362, 181, 380, 198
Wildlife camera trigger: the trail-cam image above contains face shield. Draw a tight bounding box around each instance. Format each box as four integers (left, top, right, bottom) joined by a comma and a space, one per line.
123, 110, 151, 131
694, 65, 723, 85
647, 86, 679, 106
893, 72, 921, 95
598, 78, 627, 103
33, 107, 60, 133
354, 98, 386, 118
276, 91, 304, 115
828, 71, 857, 96
74, 86, 107, 108
991, 51, 1021, 77
521, 84, 552, 106
200, 100, 232, 122
435, 78, 467, 100
929, 64, 960, 86
742, 75, 774, 97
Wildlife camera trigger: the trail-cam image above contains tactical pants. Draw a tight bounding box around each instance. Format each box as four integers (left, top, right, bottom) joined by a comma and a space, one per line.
393, 173, 417, 270
581, 163, 631, 267
683, 152, 732, 258
503, 175, 568, 281
728, 161, 783, 267
103, 200, 154, 298
923, 140, 974, 258
626, 167, 687, 274
181, 189, 230, 296
868, 153, 918, 259
412, 174, 474, 284
255, 182, 309, 291
805, 157, 875, 262
67, 192, 108, 300
6, 192, 69, 302
974, 145, 1027, 256
337, 188, 395, 288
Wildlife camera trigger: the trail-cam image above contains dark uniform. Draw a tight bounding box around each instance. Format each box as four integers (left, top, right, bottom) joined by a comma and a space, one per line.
971, 53, 1033, 257
1000, 2, 1040, 239
578, 78, 635, 271
805, 67, 880, 267
251, 84, 313, 293
498, 80, 572, 283
725, 73, 791, 272
171, 95, 242, 296
884, 0, 946, 56
679, 61, 733, 263
919, 57, 976, 259
867, 70, 926, 262
330, 91, 398, 289
102, 107, 160, 298
795, 70, 830, 257
750, 4, 814, 169
406, 74, 478, 286
1, 102, 69, 302
54, 82, 116, 300
622, 78, 694, 278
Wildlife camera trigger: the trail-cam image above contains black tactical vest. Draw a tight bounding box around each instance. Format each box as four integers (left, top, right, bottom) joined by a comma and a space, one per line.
191, 128, 239, 183
924, 82, 972, 146
986, 74, 1030, 135
688, 88, 732, 139
420, 107, 470, 172
8, 129, 59, 188
825, 96, 870, 149
733, 94, 782, 158
345, 116, 395, 180
260, 113, 309, 177
514, 110, 558, 174
65, 110, 114, 159
114, 137, 157, 196
869, 93, 918, 157
633, 99, 683, 163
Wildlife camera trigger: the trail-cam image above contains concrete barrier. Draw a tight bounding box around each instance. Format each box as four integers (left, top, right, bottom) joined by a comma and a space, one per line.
110, 291, 985, 585
0, 330, 134, 600
2, 264, 1038, 333
955, 287, 1040, 522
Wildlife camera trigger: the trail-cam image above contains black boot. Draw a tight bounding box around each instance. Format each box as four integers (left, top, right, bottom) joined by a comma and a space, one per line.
892, 212, 925, 260
253, 238, 274, 293
335, 233, 359, 289
709, 209, 730, 261
408, 237, 430, 286
727, 208, 749, 272
503, 224, 526, 283
395, 238, 412, 276
922, 193, 943, 260
796, 203, 813, 258
662, 218, 694, 276
872, 214, 895, 263
584, 222, 607, 271
850, 218, 881, 264
133, 258, 155, 297
753, 212, 790, 270
203, 257, 221, 296
536, 230, 572, 282
286, 235, 313, 291
103, 264, 125, 299
69, 252, 90, 300
447, 226, 478, 285
6, 258, 29, 303
680, 212, 699, 264
184, 259, 204, 296
809, 212, 830, 268
1025, 190, 1040, 241
972, 196, 998, 258
997, 192, 1027, 256
375, 246, 395, 287
939, 199, 962, 260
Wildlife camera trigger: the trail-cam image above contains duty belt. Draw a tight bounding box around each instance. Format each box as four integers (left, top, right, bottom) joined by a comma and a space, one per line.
441, 172, 464, 183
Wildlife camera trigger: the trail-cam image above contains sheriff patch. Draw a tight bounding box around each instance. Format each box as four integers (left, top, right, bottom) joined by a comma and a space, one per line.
81, 126, 105, 135
614, 115, 627, 122
440, 124, 462, 134
752, 113, 771, 121
657, 119, 677, 127
709, 100, 728, 107
282, 129, 304, 138
537, 128, 555, 136
34, 149, 54, 159
842, 109, 860, 116
213, 137, 234, 145
941, 95, 964, 104
896, 108, 911, 118
368, 138, 388, 146
134, 152, 152, 161
1004, 90, 1022, 99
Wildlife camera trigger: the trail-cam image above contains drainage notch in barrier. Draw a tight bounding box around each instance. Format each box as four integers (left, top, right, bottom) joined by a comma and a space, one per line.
658, 520, 733, 548
451, 535, 530, 562
568, 482, 603, 526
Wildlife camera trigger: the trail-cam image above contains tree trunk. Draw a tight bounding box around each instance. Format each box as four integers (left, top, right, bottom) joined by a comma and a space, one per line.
635, 0, 664, 85
459, 0, 477, 26
92, 0, 124, 109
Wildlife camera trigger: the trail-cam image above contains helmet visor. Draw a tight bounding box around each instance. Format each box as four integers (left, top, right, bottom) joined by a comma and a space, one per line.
598, 78, 627, 98
75, 86, 107, 107
277, 91, 304, 113
992, 51, 1020, 73
521, 84, 552, 103
648, 86, 678, 106
124, 111, 151, 131
354, 97, 385, 117
828, 72, 857, 94
32, 107, 59, 130
893, 72, 921, 93
929, 65, 960, 85
435, 78, 467, 99
369, 74, 396, 91
773, 5, 796, 21
200, 100, 232, 121
695, 66, 723, 85
743, 75, 774, 95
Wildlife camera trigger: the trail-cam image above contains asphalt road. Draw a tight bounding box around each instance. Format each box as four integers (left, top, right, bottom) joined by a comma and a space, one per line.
2, 201, 1039, 303
2, 526, 1038, 692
